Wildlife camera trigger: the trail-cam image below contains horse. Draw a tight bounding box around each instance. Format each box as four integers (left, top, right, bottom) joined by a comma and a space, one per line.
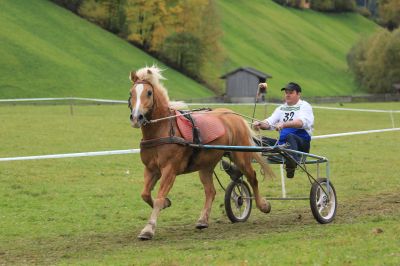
128, 66, 274, 240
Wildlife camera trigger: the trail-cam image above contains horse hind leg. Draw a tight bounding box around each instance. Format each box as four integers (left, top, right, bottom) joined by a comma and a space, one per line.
196, 168, 216, 229
232, 153, 271, 214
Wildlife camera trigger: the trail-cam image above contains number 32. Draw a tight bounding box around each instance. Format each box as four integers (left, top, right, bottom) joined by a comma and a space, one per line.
283, 112, 294, 122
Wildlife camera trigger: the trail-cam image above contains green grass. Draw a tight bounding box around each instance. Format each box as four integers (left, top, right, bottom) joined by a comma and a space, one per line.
217, 0, 378, 97
1, 0, 379, 101
0, 102, 399, 264
0, 0, 213, 100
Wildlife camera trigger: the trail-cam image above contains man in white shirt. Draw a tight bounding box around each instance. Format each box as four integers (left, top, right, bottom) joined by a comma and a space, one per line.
253, 82, 314, 178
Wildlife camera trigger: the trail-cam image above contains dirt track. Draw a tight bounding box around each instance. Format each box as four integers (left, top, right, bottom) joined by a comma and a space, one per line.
1, 191, 399, 265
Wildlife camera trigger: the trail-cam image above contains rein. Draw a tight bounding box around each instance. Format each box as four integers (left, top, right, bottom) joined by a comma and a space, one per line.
146, 110, 263, 125
139, 109, 265, 150
129, 79, 264, 149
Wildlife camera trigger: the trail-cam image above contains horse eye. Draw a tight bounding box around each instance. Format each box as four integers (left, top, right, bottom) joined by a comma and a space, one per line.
147, 90, 153, 97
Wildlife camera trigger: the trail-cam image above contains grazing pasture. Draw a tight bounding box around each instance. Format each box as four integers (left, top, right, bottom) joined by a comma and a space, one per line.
0, 102, 399, 265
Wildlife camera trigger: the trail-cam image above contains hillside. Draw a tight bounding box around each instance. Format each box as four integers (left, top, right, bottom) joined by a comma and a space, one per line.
0, 0, 379, 100
0, 0, 213, 100
217, 0, 378, 97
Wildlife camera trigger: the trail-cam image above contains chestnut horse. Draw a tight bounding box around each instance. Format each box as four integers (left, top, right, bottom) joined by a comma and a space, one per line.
129, 66, 273, 240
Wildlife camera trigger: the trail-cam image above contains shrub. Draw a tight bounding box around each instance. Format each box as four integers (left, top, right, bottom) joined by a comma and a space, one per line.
347, 28, 400, 93
310, 0, 355, 12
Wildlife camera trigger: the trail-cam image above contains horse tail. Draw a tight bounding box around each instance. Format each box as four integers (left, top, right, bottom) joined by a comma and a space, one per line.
252, 150, 275, 180
245, 122, 275, 180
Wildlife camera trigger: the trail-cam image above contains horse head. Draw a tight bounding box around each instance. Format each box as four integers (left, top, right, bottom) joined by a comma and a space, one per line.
128, 66, 167, 128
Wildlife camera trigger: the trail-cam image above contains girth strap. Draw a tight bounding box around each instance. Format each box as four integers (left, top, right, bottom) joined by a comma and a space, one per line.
140, 136, 190, 149
177, 110, 202, 144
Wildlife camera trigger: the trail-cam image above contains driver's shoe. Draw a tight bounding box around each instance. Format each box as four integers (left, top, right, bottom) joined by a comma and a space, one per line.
285, 157, 297, 178
285, 167, 296, 178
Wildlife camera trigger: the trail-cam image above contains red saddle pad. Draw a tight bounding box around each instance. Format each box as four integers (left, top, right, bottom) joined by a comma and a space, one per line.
175, 110, 226, 144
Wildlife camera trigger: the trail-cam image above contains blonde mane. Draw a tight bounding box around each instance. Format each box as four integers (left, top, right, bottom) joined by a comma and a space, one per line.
135, 65, 170, 103
133, 65, 188, 109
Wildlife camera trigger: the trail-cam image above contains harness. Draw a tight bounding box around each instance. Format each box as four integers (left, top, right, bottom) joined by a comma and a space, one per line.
139, 108, 212, 149
127, 80, 253, 150
129, 80, 201, 149
138, 107, 208, 171
139, 108, 191, 149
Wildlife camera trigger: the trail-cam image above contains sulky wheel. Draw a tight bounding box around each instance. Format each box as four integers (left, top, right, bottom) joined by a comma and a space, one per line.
224, 180, 252, 223
310, 178, 337, 224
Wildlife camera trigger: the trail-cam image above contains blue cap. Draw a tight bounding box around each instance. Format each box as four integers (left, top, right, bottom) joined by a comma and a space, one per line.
281, 82, 302, 92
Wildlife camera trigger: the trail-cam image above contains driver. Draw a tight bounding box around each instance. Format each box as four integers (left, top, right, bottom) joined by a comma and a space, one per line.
253, 82, 314, 178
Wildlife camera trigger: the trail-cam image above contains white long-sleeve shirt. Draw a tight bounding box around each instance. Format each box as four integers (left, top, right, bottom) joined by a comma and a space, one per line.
265, 99, 314, 144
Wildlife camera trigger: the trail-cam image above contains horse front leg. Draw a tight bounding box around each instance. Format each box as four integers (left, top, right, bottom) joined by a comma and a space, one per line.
196, 169, 216, 229
138, 166, 176, 240
141, 168, 160, 208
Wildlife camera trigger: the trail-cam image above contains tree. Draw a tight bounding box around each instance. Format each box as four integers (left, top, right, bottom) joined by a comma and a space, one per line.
78, 0, 109, 28
272, 0, 308, 9
161, 0, 223, 86
125, 0, 168, 51
347, 28, 400, 93
334, 0, 356, 11
383, 29, 400, 89
310, 0, 355, 12
310, 0, 335, 11
162, 32, 203, 77
57, 0, 223, 92
52, 0, 83, 12
102, 0, 126, 34
378, 0, 400, 31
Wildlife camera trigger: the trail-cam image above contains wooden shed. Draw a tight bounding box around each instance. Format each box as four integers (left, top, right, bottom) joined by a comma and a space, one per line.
393, 83, 400, 94
221, 67, 272, 103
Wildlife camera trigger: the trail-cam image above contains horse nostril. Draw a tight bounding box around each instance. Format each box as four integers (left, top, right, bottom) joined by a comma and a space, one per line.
138, 114, 144, 121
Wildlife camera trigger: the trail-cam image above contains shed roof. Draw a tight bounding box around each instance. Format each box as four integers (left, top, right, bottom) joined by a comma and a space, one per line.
220, 67, 272, 79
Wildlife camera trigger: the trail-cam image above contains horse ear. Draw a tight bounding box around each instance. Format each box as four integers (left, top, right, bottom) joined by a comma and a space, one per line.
147, 69, 152, 75
129, 71, 138, 83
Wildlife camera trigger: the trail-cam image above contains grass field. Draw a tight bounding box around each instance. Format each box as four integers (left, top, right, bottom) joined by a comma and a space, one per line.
0, 0, 213, 100
217, 0, 378, 97
0, 102, 399, 265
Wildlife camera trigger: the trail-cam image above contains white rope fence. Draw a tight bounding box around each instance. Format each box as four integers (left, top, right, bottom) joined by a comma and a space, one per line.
311, 127, 400, 139
1, 97, 399, 162
1, 97, 399, 113
1, 127, 399, 162
0, 149, 140, 162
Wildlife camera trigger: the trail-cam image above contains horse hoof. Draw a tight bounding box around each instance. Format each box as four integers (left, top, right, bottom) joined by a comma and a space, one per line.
165, 198, 172, 208
195, 222, 209, 229
261, 203, 271, 214
138, 231, 153, 241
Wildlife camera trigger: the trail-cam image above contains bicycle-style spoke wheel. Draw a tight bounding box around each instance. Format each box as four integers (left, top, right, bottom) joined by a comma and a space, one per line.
310, 178, 337, 224
224, 181, 252, 223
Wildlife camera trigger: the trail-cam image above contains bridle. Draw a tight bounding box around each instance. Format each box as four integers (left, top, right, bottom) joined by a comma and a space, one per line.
128, 80, 155, 127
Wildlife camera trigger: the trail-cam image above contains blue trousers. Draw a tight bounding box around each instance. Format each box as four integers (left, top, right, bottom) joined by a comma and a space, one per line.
257, 134, 310, 162
285, 133, 310, 162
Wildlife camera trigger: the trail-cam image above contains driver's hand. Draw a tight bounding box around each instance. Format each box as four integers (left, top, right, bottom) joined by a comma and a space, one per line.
275, 122, 284, 131
253, 121, 261, 131
253, 121, 268, 130
258, 83, 267, 90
